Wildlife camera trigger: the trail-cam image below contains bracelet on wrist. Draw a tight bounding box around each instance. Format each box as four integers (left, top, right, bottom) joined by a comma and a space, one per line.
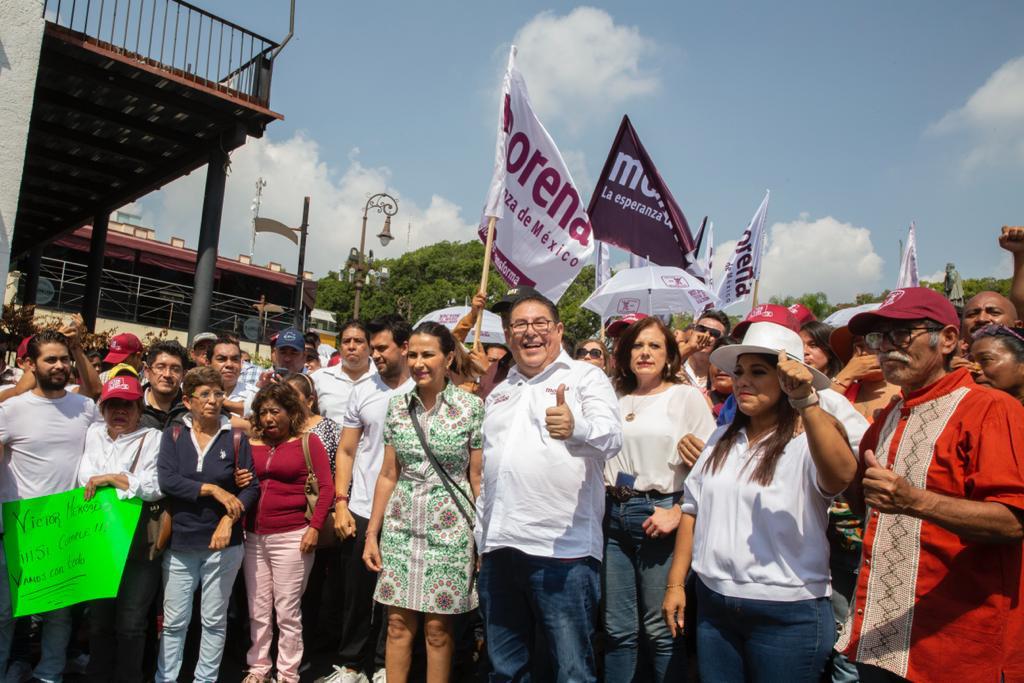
335, 495, 350, 503
665, 583, 685, 590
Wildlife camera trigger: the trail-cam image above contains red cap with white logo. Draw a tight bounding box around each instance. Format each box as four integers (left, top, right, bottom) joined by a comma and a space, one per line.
100, 375, 143, 404
103, 333, 142, 364
848, 287, 959, 335
605, 313, 650, 338
732, 304, 800, 338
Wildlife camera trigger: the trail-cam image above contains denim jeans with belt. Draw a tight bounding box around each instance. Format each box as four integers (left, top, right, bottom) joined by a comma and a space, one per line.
695, 576, 833, 683
603, 492, 685, 682
478, 547, 600, 682
155, 544, 244, 683
0, 543, 73, 683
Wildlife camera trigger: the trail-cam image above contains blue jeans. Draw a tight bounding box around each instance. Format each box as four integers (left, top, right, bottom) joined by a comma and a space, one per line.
478, 548, 600, 682
603, 494, 684, 682
0, 544, 73, 683
695, 577, 833, 683
155, 545, 244, 683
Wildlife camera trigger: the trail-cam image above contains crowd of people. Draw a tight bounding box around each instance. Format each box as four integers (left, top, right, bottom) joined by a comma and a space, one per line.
0, 227, 1022, 683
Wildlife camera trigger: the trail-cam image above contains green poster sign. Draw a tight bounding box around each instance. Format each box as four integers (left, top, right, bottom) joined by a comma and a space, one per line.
2, 487, 142, 616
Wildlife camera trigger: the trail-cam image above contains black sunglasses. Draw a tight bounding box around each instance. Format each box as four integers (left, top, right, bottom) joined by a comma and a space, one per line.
694, 324, 723, 339
575, 348, 603, 360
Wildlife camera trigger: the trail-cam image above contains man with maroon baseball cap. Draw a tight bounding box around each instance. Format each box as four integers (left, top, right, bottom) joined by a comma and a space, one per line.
103, 333, 144, 375
839, 286, 1024, 682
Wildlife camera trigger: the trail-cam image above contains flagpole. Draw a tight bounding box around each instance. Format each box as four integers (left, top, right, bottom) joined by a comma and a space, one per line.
473, 216, 498, 351
752, 279, 760, 307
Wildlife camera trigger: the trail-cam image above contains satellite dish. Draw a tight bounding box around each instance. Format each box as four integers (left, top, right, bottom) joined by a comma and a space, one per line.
243, 317, 261, 341
37, 278, 55, 306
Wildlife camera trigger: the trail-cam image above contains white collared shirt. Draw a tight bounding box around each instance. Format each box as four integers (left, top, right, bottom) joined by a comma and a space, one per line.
78, 423, 163, 501
342, 374, 415, 519
477, 351, 623, 560
312, 363, 376, 424
182, 414, 232, 473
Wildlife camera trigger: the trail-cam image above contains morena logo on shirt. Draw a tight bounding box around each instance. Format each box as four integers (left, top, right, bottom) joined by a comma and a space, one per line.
490, 393, 511, 405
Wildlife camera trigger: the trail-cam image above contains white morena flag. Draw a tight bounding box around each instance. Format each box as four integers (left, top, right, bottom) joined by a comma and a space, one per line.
479, 46, 594, 302
896, 222, 919, 288
595, 240, 611, 290
716, 190, 770, 309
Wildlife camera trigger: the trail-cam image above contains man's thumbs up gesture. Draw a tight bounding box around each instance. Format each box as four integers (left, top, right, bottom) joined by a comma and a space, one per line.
862, 448, 921, 515
545, 384, 575, 440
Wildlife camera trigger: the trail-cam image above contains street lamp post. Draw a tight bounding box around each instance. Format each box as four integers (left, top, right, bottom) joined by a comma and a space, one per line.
352, 192, 398, 319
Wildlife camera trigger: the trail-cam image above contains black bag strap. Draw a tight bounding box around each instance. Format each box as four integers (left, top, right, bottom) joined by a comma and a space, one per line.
406, 393, 474, 529
128, 433, 148, 473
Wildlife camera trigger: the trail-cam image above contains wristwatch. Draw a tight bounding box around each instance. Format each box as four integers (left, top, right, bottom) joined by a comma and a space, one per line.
788, 390, 819, 410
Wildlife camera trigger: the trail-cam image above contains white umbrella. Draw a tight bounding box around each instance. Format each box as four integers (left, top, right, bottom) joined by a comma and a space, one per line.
582, 265, 719, 319
822, 303, 881, 330
415, 306, 506, 345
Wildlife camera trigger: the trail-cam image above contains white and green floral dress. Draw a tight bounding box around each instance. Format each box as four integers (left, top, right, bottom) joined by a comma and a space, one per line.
374, 382, 483, 614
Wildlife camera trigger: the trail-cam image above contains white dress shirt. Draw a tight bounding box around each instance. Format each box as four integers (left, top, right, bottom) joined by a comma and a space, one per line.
477, 351, 623, 560
605, 384, 716, 493
78, 423, 163, 501
312, 362, 376, 423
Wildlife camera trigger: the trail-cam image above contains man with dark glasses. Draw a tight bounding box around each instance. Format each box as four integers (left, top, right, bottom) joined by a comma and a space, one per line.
678, 310, 730, 389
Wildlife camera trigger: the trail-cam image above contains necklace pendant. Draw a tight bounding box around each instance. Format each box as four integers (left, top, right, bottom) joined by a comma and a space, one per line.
625, 412, 636, 422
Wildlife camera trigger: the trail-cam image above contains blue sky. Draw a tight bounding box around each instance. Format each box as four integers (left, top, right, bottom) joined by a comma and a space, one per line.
135, 1, 1024, 306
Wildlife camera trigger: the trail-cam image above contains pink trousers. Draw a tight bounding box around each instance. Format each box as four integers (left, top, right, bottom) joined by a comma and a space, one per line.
243, 528, 314, 682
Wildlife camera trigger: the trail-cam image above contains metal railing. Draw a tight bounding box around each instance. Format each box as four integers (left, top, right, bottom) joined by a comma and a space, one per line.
21, 257, 297, 342
43, 0, 278, 107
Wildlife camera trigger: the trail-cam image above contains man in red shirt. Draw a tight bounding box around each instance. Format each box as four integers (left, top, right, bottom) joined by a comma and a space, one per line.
839, 287, 1024, 682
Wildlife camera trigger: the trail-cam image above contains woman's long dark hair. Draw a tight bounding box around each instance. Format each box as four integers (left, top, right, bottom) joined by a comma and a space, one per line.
702, 352, 799, 486
612, 317, 681, 395
801, 321, 844, 378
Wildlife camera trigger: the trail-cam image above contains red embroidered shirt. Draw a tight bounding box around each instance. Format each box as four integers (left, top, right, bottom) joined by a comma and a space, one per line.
840, 369, 1024, 681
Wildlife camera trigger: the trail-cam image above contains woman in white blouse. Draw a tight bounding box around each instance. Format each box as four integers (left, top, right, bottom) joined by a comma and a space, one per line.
662, 322, 862, 683
77, 375, 163, 683
604, 317, 717, 682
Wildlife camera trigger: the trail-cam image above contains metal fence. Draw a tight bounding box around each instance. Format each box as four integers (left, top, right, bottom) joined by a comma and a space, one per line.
43, 0, 278, 107
23, 257, 296, 343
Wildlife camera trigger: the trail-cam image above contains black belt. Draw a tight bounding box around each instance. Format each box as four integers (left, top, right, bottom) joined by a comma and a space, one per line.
606, 485, 665, 503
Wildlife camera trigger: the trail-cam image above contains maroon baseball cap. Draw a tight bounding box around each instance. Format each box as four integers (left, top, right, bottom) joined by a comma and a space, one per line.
605, 313, 649, 338
848, 287, 959, 335
103, 333, 142, 364
99, 375, 143, 404
16, 335, 33, 360
732, 304, 800, 338
788, 303, 817, 326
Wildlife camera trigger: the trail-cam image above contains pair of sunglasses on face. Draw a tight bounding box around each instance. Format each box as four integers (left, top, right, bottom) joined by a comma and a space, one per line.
575, 348, 603, 360
694, 324, 723, 340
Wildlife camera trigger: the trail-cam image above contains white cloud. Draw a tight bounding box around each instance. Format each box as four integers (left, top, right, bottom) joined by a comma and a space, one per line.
513, 7, 659, 132
928, 55, 1024, 169
714, 216, 884, 306
133, 133, 476, 277
561, 149, 593, 197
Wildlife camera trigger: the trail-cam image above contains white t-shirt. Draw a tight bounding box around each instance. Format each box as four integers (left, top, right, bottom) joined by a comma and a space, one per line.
342, 375, 415, 519
683, 425, 838, 602
0, 391, 98, 517
605, 384, 716, 493
312, 363, 376, 424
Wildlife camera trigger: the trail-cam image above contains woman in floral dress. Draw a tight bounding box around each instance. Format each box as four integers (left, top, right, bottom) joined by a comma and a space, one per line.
363, 321, 483, 683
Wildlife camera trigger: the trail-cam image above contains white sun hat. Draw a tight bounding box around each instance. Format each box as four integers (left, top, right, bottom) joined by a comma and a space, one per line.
709, 321, 832, 391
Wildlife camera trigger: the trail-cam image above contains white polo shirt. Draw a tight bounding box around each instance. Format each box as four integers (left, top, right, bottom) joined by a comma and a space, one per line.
342, 375, 415, 519
477, 351, 622, 560
312, 362, 376, 424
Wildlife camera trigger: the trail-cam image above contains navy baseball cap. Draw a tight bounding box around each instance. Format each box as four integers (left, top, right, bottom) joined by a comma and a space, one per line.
275, 327, 305, 352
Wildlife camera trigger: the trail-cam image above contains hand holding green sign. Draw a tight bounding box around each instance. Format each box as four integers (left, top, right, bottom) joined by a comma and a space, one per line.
2, 487, 142, 617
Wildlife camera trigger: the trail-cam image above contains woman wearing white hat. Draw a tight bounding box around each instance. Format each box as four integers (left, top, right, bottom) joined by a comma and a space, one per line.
662, 321, 865, 683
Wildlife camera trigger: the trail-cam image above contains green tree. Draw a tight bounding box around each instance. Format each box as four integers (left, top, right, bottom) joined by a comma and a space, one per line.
557, 265, 600, 345
768, 291, 835, 319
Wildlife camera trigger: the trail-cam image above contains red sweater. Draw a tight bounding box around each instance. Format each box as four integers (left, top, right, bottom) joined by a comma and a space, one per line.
246, 435, 334, 534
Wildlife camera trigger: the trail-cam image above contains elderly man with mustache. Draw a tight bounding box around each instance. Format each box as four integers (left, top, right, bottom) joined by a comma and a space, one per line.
838, 287, 1024, 683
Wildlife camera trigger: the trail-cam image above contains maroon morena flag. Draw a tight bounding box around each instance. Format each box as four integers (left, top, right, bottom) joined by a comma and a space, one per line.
587, 115, 697, 269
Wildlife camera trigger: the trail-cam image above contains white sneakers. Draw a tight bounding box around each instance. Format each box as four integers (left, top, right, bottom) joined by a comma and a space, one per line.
316, 665, 371, 683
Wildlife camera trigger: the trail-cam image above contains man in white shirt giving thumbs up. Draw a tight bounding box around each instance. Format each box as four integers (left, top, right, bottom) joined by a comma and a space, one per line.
476, 292, 623, 683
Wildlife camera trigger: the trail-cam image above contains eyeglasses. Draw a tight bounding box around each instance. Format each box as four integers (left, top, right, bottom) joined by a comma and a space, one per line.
190, 390, 226, 403
509, 319, 553, 335
864, 327, 939, 350
575, 348, 603, 360
694, 324, 723, 340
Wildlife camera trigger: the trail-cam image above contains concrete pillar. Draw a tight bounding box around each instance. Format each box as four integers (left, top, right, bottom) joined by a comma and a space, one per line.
187, 147, 229, 342
82, 213, 109, 331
